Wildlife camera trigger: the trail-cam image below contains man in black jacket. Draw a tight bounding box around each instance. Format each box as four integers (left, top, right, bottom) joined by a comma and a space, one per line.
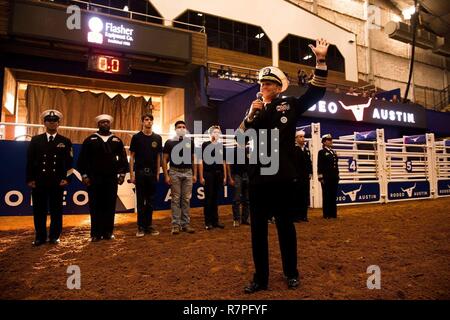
77, 114, 128, 242
239, 38, 329, 293
294, 130, 312, 222
26, 110, 73, 246
318, 134, 339, 219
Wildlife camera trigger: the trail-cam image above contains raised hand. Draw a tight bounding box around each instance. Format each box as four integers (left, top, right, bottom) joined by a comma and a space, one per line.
308, 38, 330, 61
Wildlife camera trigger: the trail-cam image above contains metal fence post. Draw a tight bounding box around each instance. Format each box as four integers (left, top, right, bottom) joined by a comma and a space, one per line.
310, 122, 322, 208
426, 133, 437, 198
376, 128, 387, 203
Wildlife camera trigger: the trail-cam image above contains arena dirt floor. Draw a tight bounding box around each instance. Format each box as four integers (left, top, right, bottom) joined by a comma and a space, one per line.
0, 198, 449, 300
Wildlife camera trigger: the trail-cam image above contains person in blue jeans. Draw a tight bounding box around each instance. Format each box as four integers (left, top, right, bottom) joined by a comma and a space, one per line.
227, 135, 250, 227
162, 120, 197, 235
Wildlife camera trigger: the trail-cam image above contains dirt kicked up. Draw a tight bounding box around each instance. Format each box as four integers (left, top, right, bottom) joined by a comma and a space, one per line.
0, 198, 449, 300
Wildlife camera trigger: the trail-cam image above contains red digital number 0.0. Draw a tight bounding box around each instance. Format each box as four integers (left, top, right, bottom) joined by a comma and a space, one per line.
111, 59, 120, 72
98, 57, 108, 71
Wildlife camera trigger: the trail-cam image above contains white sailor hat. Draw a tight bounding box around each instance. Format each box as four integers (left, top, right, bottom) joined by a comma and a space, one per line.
295, 130, 306, 137
95, 114, 113, 123
41, 109, 62, 122
258, 66, 289, 92
321, 134, 333, 142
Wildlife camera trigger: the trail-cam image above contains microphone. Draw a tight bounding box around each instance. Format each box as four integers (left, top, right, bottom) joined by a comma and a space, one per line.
253, 92, 263, 118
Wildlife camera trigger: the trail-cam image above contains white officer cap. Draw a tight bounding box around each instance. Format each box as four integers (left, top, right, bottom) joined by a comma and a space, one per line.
95, 114, 113, 123
41, 109, 62, 122
321, 134, 333, 142
295, 130, 305, 137
258, 66, 289, 92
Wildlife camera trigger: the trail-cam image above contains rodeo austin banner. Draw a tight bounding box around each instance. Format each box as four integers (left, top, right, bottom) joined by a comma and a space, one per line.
0, 141, 232, 216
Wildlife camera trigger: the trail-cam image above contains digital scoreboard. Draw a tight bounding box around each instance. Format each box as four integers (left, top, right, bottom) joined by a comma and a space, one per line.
87, 55, 131, 75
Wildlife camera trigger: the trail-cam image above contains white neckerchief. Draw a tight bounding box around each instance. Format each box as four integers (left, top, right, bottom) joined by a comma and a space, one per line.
95, 133, 113, 142
46, 132, 57, 142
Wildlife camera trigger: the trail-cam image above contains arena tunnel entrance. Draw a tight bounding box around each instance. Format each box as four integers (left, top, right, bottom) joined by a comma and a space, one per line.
1, 68, 186, 144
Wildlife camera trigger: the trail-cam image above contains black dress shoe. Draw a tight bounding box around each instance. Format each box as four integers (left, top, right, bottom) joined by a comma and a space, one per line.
103, 234, 115, 240
213, 222, 225, 229
287, 278, 300, 289
205, 224, 214, 230
32, 239, 46, 246
244, 282, 268, 294
49, 238, 60, 244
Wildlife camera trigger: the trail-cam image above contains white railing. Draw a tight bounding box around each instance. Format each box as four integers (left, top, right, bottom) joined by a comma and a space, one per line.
1, 121, 449, 206
306, 124, 446, 206
333, 139, 379, 181
0, 122, 237, 148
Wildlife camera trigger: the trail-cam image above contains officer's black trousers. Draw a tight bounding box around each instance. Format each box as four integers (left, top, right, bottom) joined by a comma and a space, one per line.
203, 170, 223, 226
87, 176, 118, 238
321, 179, 338, 218
32, 185, 64, 241
249, 181, 299, 286
135, 172, 156, 230
294, 179, 310, 220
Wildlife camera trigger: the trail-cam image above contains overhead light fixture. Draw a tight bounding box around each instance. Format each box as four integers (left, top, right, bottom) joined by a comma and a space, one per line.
255, 32, 265, 39
402, 6, 415, 20
197, 13, 203, 17
303, 54, 313, 60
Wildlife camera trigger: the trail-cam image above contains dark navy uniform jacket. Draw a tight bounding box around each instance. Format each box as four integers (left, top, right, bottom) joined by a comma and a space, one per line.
317, 147, 339, 181
77, 133, 128, 179
240, 68, 328, 184
26, 133, 73, 187
295, 145, 313, 180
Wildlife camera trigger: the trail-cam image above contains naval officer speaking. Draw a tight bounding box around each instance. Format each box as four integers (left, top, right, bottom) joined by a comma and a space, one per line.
239, 38, 330, 293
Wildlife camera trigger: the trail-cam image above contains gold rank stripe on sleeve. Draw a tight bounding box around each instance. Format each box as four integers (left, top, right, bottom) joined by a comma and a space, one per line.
309, 74, 327, 87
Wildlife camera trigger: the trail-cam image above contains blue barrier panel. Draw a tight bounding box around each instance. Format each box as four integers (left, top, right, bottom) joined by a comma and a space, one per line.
0, 140, 233, 216
437, 179, 450, 196
387, 181, 430, 200
336, 182, 380, 204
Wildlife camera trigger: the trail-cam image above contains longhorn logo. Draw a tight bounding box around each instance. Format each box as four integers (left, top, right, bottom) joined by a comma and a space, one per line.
342, 185, 362, 202
338, 98, 372, 121
401, 183, 416, 197
406, 136, 421, 143
360, 132, 371, 138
